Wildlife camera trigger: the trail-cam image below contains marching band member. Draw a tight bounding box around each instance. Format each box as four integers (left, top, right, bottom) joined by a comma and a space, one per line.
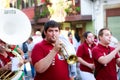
92, 28, 120, 80
31, 20, 77, 80
77, 31, 96, 80
0, 40, 24, 80
0, 46, 14, 71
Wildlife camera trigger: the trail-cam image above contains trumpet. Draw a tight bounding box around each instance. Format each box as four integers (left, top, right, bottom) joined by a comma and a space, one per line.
59, 43, 78, 64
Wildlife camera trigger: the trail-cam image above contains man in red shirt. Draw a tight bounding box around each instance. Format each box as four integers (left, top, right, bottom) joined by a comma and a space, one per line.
77, 31, 96, 80
31, 20, 73, 80
92, 28, 120, 80
0, 46, 14, 71
0, 44, 25, 80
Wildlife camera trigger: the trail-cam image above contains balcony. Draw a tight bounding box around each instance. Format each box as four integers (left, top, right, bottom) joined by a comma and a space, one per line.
34, 0, 92, 23
22, 0, 92, 24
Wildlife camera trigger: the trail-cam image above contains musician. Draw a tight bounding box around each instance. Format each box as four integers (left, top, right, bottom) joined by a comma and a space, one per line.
77, 31, 96, 80
0, 46, 14, 71
31, 20, 74, 80
0, 45, 24, 71
7, 44, 24, 58
92, 28, 120, 80
0, 39, 6, 47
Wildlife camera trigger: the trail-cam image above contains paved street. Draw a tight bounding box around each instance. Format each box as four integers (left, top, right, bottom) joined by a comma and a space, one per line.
24, 62, 34, 80
24, 74, 34, 80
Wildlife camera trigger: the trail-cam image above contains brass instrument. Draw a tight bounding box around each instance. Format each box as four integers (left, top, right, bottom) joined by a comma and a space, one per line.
59, 35, 78, 64
0, 8, 31, 45
0, 8, 31, 80
60, 44, 78, 64
0, 70, 24, 80
0, 54, 24, 80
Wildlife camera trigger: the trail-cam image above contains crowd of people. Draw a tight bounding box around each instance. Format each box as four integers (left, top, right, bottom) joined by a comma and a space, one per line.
30, 20, 120, 80
0, 20, 120, 80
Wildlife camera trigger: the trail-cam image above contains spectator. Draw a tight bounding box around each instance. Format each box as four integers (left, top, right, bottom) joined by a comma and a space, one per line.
32, 31, 43, 44
73, 31, 81, 51
26, 37, 36, 78
68, 32, 73, 44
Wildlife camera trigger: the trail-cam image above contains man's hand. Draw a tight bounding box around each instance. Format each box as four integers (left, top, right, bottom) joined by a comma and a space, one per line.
4, 63, 12, 70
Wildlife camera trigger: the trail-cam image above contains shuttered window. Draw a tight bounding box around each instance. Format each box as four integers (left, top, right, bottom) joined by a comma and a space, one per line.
108, 16, 120, 41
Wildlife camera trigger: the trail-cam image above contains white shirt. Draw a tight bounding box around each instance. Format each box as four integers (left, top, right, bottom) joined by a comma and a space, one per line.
32, 35, 43, 45
28, 42, 35, 52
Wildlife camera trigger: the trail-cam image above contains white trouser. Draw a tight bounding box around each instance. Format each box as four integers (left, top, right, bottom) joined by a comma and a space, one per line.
69, 63, 77, 78
80, 70, 96, 80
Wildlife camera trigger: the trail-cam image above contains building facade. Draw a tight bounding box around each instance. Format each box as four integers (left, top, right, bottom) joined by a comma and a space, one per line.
91, 0, 120, 40
1, 0, 120, 40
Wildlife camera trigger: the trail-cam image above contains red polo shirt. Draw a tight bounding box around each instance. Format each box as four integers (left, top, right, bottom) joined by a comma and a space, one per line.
0, 52, 14, 67
92, 44, 119, 80
31, 40, 70, 80
77, 41, 96, 73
